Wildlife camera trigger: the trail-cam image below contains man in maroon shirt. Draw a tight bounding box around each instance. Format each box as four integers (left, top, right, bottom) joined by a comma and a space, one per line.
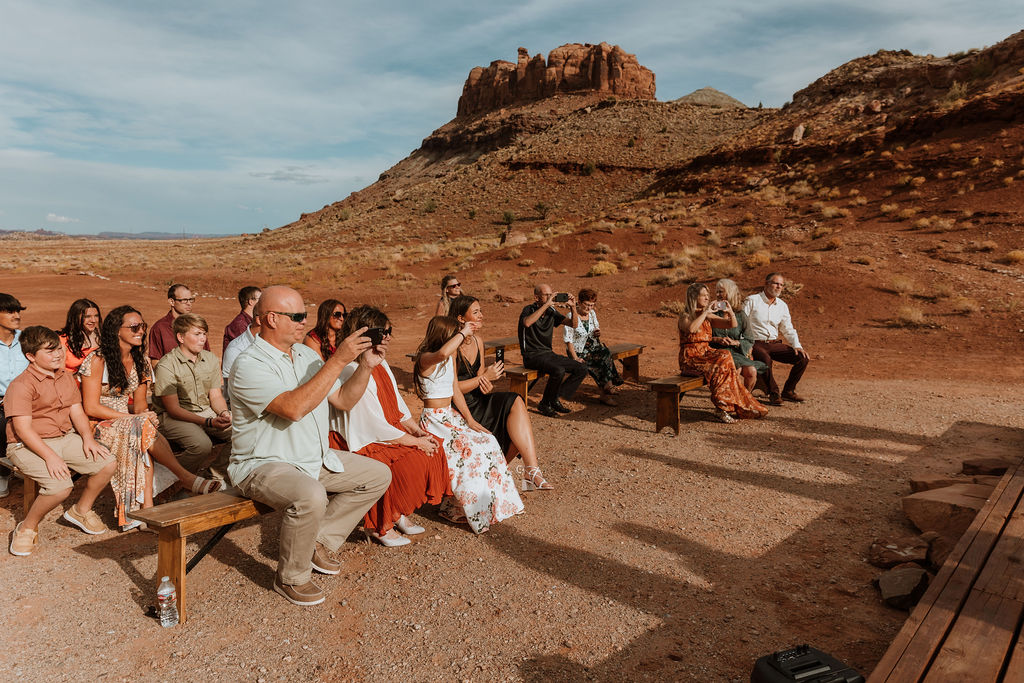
149, 283, 208, 364
223, 286, 261, 354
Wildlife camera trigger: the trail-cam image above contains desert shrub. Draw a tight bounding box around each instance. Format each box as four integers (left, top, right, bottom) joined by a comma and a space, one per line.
707, 259, 740, 278
880, 203, 898, 215
468, 208, 476, 219
424, 199, 437, 213
534, 202, 549, 219
738, 224, 758, 237
826, 187, 841, 199
704, 231, 721, 247
338, 209, 352, 222
581, 161, 596, 176
517, 259, 534, 267
745, 250, 772, 268
741, 212, 755, 224
1003, 176, 1015, 186
504, 247, 523, 260
969, 157, 980, 166
893, 306, 926, 327
649, 230, 666, 244
738, 236, 765, 255
890, 275, 916, 296
931, 283, 954, 299
501, 211, 516, 226
647, 268, 688, 287
812, 226, 833, 239
657, 252, 692, 269
897, 207, 919, 220
850, 256, 873, 265
932, 218, 955, 231
820, 205, 844, 219
950, 297, 979, 314
656, 301, 686, 318
1002, 250, 1024, 264
850, 195, 868, 206
824, 236, 843, 250
587, 261, 618, 277
789, 180, 814, 197
910, 176, 926, 187
591, 242, 612, 254
975, 240, 998, 252
913, 217, 933, 229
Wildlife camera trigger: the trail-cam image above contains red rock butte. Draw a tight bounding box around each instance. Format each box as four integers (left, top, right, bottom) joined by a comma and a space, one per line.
457, 42, 656, 118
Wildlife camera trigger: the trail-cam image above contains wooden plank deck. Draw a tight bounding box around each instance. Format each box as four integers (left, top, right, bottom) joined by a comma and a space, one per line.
869, 457, 1024, 682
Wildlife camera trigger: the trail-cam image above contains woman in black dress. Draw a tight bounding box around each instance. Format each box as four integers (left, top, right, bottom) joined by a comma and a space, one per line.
448, 295, 552, 491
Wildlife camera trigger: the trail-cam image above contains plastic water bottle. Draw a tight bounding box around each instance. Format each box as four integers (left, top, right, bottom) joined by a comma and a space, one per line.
157, 576, 179, 627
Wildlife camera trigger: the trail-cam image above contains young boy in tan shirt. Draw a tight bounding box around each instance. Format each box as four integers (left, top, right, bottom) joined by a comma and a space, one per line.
7, 326, 115, 556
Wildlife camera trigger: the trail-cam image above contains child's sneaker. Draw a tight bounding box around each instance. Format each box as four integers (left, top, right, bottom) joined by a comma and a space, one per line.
63, 505, 108, 535
10, 523, 37, 556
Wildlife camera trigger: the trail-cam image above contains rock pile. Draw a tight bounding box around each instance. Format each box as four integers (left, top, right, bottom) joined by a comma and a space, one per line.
457, 43, 656, 118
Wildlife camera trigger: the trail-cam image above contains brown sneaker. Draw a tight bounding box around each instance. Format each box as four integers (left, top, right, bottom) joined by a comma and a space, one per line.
273, 578, 325, 606
782, 391, 806, 403
311, 542, 342, 575
10, 523, 38, 556
63, 505, 108, 535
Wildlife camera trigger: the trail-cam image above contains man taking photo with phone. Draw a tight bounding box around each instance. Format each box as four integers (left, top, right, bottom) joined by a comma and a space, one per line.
517, 284, 587, 417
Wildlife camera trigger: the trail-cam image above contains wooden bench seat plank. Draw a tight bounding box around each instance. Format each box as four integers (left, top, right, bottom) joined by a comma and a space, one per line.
128, 492, 264, 528
1002, 628, 1024, 681
923, 591, 1024, 682
483, 336, 519, 355
869, 461, 1024, 682
971, 508, 1024, 600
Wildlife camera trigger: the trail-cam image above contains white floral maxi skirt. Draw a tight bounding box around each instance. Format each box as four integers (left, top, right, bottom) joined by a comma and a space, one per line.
420, 407, 524, 533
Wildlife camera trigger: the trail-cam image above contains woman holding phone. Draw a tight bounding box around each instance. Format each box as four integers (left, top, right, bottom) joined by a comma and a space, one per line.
709, 279, 765, 391
447, 295, 552, 491
678, 283, 767, 423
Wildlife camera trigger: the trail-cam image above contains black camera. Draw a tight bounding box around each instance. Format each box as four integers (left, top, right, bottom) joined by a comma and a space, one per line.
365, 327, 386, 346
553, 292, 569, 303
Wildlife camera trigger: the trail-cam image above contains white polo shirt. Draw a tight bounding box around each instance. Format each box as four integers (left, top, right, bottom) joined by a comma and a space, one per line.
742, 291, 802, 349
227, 335, 344, 485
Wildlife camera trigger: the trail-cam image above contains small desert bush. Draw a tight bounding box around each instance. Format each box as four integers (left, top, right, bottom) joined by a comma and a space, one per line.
897, 207, 919, 220
647, 269, 688, 287
890, 275, 916, 296
707, 259, 740, 278
1003, 176, 1015, 186
338, 209, 352, 222
656, 252, 692, 269
850, 256, 873, 265
656, 300, 686, 318
914, 217, 933, 229
789, 180, 814, 197
974, 240, 998, 252
812, 226, 833, 239
880, 203, 898, 215
591, 242, 612, 254
738, 236, 765, 255
850, 195, 868, 206
1002, 250, 1024, 265
893, 306, 926, 327
745, 250, 772, 268
587, 261, 618, 277
738, 224, 758, 237
932, 218, 955, 231
649, 229, 666, 244
704, 231, 721, 247
910, 176, 926, 187
741, 212, 755, 224
501, 211, 516, 225
950, 297, 979, 314
824, 236, 843, 250
931, 283, 954, 299
423, 199, 437, 213
820, 205, 846, 219
504, 247, 523, 260
517, 259, 534, 267
581, 161, 596, 176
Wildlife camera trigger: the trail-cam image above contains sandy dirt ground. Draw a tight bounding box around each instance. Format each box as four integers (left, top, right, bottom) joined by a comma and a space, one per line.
1, 272, 1022, 682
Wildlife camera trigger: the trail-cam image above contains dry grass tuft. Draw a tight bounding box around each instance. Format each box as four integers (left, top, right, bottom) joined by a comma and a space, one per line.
812, 226, 833, 239
950, 297, 979, 314
891, 306, 927, 327
880, 203, 898, 215
656, 252, 692, 269
824, 236, 843, 250
890, 275, 916, 296
656, 301, 686, 318
738, 236, 765, 255
587, 261, 619, 277
1002, 250, 1024, 265
647, 268, 688, 287
738, 224, 758, 238
707, 259, 740, 278
745, 250, 772, 268
897, 207, 919, 220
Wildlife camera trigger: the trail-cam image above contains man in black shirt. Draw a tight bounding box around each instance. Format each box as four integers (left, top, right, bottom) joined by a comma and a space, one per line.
518, 284, 588, 417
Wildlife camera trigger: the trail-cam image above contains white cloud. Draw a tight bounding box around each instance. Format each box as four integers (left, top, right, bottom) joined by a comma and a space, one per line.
46, 213, 79, 223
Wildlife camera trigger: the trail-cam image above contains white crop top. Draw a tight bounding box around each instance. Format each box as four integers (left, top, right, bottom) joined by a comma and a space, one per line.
419, 356, 455, 399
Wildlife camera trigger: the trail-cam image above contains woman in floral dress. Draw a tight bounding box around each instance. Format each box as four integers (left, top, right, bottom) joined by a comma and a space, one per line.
414, 316, 523, 533
678, 283, 768, 424
80, 306, 221, 529
563, 288, 623, 406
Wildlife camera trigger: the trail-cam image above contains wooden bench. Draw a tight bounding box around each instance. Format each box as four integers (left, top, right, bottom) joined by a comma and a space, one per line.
648, 374, 708, 435
128, 492, 272, 624
505, 343, 645, 404
869, 457, 1024, 681
1, 455, 37, 512
483, 336, 519, 357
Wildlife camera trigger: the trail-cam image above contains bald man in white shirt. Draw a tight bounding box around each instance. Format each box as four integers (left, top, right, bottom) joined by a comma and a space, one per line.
742, 273, 809, 406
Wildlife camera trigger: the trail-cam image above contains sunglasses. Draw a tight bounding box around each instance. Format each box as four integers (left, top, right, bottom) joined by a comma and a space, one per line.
270, 310, 308, 323
331, 311, 345, 319
122, 322, 148, 333
447, 283, 461, 288
173, 297, 197, 303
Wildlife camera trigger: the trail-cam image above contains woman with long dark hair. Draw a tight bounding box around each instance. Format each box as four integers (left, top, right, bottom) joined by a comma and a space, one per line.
334, 305, 451, 546
414, 316, 523, 532
59, 298, 102, 374
303, 299, 346, 360
80, 306, 221, 529
448, 295, 552, 491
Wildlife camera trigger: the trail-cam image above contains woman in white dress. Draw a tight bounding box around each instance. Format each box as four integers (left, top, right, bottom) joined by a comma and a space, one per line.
414, 316, 524, 533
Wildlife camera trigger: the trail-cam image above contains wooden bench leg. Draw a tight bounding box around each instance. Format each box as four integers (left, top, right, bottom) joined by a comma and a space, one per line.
23, 477, 37, 514
157, 528, 187, 624
620, 355, 640, 383
509, 376, 529, 404
655, 392, 681, 436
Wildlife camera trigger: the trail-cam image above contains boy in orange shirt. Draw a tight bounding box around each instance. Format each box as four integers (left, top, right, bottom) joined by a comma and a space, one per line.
7, 326, 115, 556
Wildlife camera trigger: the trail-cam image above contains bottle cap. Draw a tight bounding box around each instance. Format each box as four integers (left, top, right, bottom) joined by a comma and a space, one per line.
161, 576, 170, 582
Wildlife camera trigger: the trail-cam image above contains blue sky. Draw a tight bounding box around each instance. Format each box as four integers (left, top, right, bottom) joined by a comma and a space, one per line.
0, 1, 1018, 235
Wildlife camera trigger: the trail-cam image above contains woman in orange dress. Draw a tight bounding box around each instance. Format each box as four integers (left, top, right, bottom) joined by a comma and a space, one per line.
334, 305, 451, 547
678, 283, 768, 423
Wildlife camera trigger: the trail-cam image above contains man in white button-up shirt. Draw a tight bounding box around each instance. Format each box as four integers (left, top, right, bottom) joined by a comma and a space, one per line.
741, 273, 810, 405
228, 286, 391, 607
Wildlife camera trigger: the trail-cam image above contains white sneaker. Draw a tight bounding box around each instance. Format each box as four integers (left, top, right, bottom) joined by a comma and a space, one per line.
0, 474, 9, 498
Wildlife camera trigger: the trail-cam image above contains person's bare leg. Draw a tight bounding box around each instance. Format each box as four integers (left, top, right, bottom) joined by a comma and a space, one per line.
148, 432, 201, 489
77, 460, 115, 513
143, 465, 154, 508
742, 366, 756, 391
23, 488, 70, 530
506, 397, 541, 469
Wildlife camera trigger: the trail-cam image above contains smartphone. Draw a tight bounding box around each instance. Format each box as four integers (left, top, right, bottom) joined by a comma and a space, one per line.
494, 347, 504, 363
365, 327, 386, 346
553, 292, 569, 303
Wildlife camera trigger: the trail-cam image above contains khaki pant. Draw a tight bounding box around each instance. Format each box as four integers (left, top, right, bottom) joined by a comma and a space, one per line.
237, 455, 391, 585
158, 408, 231, 481
8, 432, 115, 496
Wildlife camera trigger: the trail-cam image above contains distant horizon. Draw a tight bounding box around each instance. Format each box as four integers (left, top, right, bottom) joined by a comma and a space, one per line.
1, 1, 1018, 236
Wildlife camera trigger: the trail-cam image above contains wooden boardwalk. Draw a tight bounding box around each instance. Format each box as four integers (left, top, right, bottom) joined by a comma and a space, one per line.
869, 457, 1024, 682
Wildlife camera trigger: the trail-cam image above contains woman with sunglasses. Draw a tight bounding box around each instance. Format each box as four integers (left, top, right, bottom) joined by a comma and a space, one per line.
334, 305, 451, 547
434, 274, 462, 317
59, 298, 102, 375
303, 299, 347, 360
80, 306, 222, 530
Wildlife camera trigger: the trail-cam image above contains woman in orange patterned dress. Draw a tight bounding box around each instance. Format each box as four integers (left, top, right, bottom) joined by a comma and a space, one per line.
678, 283, 768, 423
